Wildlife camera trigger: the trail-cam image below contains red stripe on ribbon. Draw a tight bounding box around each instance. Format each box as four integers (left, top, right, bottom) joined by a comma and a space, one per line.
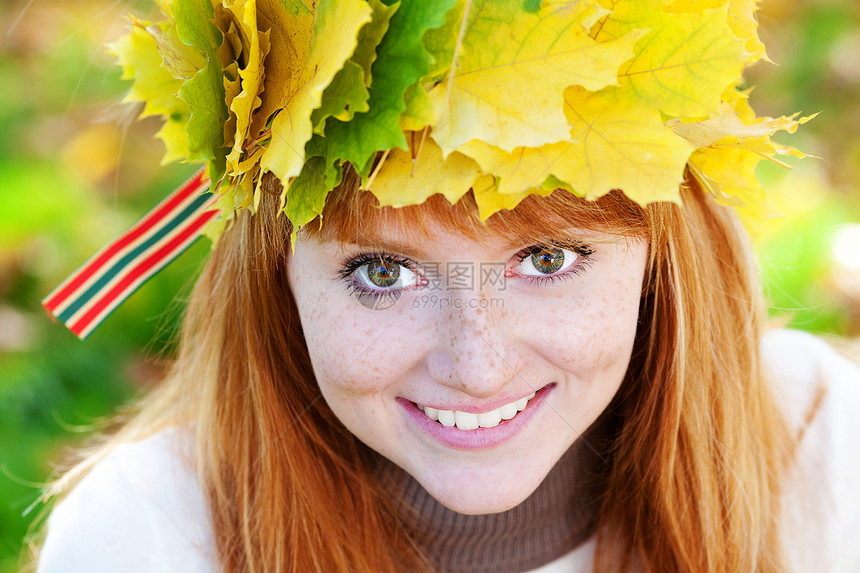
43, 169, 208, 314
67, 206, 219, 338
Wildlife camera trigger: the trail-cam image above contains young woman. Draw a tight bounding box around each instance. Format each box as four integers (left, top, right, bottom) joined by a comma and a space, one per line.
36, 1, 860, 572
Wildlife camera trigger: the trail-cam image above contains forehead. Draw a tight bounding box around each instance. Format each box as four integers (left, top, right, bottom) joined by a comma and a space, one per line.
308, 185, 650, 249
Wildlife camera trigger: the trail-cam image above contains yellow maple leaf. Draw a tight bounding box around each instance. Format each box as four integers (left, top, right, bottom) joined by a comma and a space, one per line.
256, 0, 372, 182
688, 146, 770, 228
591, 0, 669, 41
471, 174, 554, 222
453, 83, 693, 205
616, 4, 747, 118
691, 146, 760, 198
155, 120, 192, 165
137, 15, 207, 80
367, 137, 480, 208
550, 85, 693, 203
456, 139, 571, 197
594, 1, 748, 118
668, 106, 811, 149
223, 0, 271, 175
222, 61, 241, 151
663, 0, 767, 62
726, 0, 768, 62
669, 93, 814, 175
428, 0, 641, 155
107, 22, 191, 163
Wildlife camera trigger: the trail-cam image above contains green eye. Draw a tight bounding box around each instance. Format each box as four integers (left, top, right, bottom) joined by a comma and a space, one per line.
366, 258, 400, 287
530, 247, 564, 274
516, 245, 582, 277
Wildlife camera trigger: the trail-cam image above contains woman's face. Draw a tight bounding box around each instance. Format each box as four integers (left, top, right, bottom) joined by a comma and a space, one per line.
288, 213, 648, 514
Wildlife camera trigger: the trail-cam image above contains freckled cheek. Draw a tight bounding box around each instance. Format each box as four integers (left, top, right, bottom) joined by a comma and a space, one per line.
527, 284, 642, 377
297, 299, 423, 397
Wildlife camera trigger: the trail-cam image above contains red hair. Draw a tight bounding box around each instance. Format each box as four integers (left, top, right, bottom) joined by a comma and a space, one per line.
42, 170, 793, 572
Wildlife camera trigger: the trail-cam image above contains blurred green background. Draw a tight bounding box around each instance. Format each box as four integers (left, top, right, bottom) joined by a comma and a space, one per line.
1, 0, 859, 571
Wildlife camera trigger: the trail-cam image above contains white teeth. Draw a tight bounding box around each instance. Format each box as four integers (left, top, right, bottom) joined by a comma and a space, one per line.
499, 403, 518, 420
454, 411, 479, 431
418, 391, 539, 430
477, 410, 502, 428
437, 409, 456, 427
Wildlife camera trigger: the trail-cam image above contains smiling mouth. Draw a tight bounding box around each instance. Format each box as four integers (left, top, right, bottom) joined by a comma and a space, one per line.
416, 392, 538, 431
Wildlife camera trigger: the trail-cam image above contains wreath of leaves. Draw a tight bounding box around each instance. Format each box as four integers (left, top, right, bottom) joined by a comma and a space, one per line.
109, 0, 811, 240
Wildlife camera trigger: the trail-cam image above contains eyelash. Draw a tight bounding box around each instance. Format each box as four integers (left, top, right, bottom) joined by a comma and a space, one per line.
511, 241, 595, 286
338, 241, 595, 299
337, 252, 424, 299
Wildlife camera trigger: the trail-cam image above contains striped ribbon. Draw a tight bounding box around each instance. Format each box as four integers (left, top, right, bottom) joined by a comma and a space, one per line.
42, 168, 220, 339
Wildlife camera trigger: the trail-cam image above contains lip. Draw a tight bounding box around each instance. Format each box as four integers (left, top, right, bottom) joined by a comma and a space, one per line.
412, 387, 544, 414
398, 384, 554, 451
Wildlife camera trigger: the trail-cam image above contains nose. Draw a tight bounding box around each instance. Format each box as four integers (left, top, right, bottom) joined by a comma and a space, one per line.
425, 294, 524, 399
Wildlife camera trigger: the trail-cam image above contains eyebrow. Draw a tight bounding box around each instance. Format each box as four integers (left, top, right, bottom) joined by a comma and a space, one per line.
337, 233, 594, 261
339, 238, 432, 260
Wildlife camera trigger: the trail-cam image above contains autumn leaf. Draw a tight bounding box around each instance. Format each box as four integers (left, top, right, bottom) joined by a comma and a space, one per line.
310, 0, 398, 135
615, 4, 747, 118
456, 139, 571, 197
108, 22, 191, 164
351, 0, 399, 87
310, 61, 370, 133
592, 1, 748, 118
688, 146, 771, 227
426, 0, 641, 154
139, 16, 207, 80
257, 0, 372, 183
676, 90, 812, 220
312, 0, 457, 184
222, 61, 241, 155
283, 156, 341, 245
668, 106, 813, 149
172, 0, 230, 178
366, 137, 480, 208
222, 0, 271, 172
550, 85, 693, 203
663, 0, 768, 61
690, 145, 761, 200
400, 82, 435, 132
470, 174, 553, 222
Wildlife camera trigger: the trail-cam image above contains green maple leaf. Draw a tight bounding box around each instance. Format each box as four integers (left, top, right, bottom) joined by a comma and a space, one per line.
284, 155, 343, 246
311, 61, 371, 134
310, 0, 399, 135
171, 0, 230, 180
351, 0, 399, 87
312, 0, 457, 182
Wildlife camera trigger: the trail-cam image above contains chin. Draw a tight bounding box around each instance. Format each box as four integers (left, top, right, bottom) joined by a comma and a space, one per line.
413, 463, 550, 515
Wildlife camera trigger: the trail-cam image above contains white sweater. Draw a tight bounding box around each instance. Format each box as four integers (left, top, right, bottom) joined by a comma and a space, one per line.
37, 329, 860, 572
